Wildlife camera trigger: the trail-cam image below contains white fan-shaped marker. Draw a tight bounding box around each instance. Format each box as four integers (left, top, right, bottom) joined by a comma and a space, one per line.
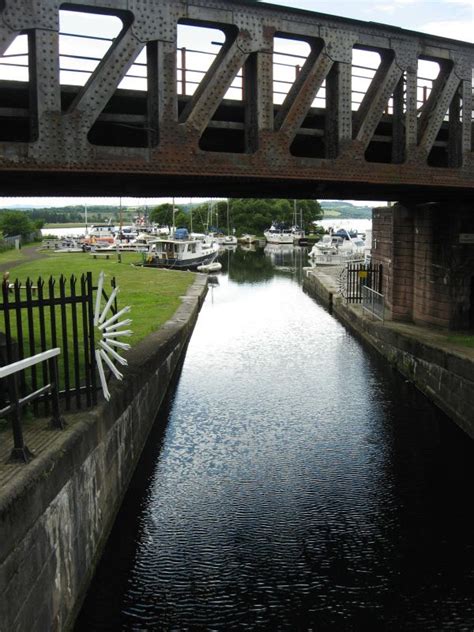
94, 272, 132, 400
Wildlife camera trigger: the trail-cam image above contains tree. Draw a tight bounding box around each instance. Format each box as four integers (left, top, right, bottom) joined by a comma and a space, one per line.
0, 211, 34, 238
149, 203, 175, 226
228, 198, 323, 236
295, 199, 324, 232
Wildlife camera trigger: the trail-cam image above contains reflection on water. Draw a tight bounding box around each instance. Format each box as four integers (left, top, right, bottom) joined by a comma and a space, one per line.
76, 245, 474, 631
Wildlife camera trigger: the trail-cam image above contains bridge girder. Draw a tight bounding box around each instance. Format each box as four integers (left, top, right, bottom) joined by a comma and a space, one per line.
0, 0, 472, 199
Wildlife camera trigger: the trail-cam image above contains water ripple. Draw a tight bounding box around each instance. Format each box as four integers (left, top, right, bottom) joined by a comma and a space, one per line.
76, 255, 474, 632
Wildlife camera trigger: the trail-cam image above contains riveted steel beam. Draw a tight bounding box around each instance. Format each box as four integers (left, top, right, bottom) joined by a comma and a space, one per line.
0, 0, 471, 198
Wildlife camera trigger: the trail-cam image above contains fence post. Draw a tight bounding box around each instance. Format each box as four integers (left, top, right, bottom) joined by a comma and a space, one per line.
87, 272, 98, 405
48, 356, 66, 429
7, 372, 34, 463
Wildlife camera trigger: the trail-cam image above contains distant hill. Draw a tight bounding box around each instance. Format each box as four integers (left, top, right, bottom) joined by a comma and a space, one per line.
320, 201, 374, 219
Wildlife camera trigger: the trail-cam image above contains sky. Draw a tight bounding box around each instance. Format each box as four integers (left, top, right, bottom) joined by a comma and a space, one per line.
0, 0, 471, 209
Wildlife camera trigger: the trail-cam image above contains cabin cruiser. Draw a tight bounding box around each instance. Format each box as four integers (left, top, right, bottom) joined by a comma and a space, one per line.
143, 228, 220, 269
264, 222, 305, 244
84, 224, 116, 244
308, 230, 365, 265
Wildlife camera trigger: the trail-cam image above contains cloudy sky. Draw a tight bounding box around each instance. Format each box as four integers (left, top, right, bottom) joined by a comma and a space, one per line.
1, 0, 472, 208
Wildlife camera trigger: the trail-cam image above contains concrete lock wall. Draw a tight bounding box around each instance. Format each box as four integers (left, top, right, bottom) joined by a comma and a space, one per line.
0, 276, 207, 632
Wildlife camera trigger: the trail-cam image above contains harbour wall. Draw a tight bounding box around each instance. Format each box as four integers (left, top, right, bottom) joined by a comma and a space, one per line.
0, 276, 208, 632
303, 269, 474, 439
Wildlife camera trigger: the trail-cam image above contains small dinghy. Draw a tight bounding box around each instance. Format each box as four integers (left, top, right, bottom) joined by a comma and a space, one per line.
197, 261, 222, 273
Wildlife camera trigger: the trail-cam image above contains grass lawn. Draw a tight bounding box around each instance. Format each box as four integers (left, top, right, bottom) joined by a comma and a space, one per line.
3, 250, 196, 346
0, 244, 39, 265
43, 223, 86, 229
446, 334, 474, 349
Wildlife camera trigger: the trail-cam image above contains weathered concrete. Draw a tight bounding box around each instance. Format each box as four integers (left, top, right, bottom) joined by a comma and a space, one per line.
0, 275, 207, 632
304, 267, 474, 438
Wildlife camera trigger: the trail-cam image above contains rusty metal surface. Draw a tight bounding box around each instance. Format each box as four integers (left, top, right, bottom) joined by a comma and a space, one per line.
0, 0, 472, 199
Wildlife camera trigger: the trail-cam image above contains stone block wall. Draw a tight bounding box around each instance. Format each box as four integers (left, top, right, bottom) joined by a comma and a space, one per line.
0, 277, 207, 632
372, 201, 474, 330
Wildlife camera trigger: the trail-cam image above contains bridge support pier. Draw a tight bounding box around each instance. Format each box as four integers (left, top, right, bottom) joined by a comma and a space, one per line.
372, 201, 474, 330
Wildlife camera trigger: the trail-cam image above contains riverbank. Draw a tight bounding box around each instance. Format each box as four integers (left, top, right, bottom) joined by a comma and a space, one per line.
0, 274, 208, 632
303, 266, 474, 438
1, 247, 195, 345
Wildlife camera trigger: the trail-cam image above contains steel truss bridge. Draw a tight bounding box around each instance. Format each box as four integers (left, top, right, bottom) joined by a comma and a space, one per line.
0, 0, 472, 199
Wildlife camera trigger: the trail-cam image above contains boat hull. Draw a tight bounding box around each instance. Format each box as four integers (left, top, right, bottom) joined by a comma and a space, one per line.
264, 233, 294, 244
143, 251, 218, 270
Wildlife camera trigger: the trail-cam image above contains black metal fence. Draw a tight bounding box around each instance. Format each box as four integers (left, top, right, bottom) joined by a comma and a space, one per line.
341, 263, 383, 303
0, 273, 117, 415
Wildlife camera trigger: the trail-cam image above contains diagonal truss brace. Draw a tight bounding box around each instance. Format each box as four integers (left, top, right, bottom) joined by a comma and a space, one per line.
417, 63, 462, 156
274, 43, 334, 143
353, 53, 403, 150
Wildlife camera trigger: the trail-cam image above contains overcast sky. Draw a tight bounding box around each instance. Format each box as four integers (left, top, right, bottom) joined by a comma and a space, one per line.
0, 0, 471, 209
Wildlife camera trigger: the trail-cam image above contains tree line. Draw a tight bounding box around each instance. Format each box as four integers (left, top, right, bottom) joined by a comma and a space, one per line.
149, 199, 323, 235
0, 199, 324, 238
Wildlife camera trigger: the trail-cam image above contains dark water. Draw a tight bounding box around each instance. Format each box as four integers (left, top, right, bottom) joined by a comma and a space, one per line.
76, 245, 474, 631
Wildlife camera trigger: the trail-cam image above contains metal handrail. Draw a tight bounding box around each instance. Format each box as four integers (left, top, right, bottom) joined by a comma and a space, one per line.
0, 28, 471, 118
0, 347, 65, 463
362, 285, 385, 322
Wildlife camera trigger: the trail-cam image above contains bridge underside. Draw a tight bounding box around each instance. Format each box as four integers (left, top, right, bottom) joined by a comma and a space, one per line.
0, 0, 472, 200
0, 165, 473, 201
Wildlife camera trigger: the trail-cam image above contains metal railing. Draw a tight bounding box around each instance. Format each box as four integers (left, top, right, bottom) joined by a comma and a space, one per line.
0, 25, 455, 116
0, 273, 117, 412
362, 285, 385, 322
0, 348, 64, 462
343, 262, 383, 303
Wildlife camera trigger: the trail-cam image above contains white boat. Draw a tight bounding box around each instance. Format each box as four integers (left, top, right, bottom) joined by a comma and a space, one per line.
214, 200, 238, 246
85, 223, 116, 244
264, 222, 305, 244
308, 230, 365, 265
114, 232, 156, 252
197, 261, 223, 273
214, 234, 238, 246
239, 234, 258, 244
144, 228, 220, 270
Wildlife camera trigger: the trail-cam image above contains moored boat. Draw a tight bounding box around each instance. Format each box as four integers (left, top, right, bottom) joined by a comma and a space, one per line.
143, 228, 220, 270
197, 261, 223, 273
308, 230, 365, 265
264, 222, 305, 244
239, 234, 258, 244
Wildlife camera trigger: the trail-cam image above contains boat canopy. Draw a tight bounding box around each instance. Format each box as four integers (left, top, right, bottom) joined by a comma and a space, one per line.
174, 228, 189, 240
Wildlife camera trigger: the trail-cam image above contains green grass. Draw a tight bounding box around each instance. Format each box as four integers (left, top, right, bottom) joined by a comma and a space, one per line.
43, 223, 86, 229
4, 251, 195, 345
0, 244, 38, 265
445, 334, 474, 349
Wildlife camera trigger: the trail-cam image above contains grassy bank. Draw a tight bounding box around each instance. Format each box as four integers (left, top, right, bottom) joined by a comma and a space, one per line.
2, 250, 195, 345
446, 334, 474, 349
43, 223, 86, 229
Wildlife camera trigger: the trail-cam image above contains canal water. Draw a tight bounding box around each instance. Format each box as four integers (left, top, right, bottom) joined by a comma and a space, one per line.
76, 245, 474, 631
